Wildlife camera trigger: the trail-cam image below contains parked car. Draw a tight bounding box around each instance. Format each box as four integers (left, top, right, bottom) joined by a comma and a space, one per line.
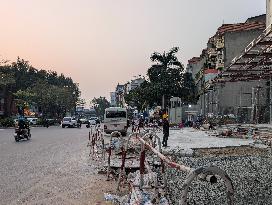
27, 117, 38, 125
88, 117, 97, 125
79, 118, 88, 124
62, 117, 77, 128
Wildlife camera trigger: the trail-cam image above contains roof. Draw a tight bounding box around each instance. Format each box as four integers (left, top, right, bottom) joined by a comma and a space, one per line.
212, 24, 272, 83
216, 22, 265, 36
188, 57, 201, 64
246, 14, 266, 24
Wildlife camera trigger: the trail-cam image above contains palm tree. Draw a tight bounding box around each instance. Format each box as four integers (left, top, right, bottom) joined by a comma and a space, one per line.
149, 47, 183, 108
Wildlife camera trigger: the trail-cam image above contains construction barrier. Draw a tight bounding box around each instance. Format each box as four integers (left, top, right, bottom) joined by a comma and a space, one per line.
88, 125, 234, 205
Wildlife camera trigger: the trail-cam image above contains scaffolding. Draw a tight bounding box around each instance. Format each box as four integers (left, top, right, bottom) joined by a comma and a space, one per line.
214, 24, 272, 83
206, 24, 272, 123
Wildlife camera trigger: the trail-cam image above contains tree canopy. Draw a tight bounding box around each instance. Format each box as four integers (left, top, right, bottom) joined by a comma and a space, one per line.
0, 57, 80, 117
125, 47, 198, 110
91, 97, 110, 119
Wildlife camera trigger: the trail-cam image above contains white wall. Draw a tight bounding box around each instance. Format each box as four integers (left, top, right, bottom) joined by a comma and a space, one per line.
267, 0, 272, 27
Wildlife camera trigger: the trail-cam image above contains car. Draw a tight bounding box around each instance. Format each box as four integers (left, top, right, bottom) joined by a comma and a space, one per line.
88, 117, 97, 125
27, 117, 38, 125
79, 118, 88, 124
62, 117, 77, 128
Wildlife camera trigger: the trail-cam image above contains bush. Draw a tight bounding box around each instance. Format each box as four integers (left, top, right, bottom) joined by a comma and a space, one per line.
0, 118, 15, 127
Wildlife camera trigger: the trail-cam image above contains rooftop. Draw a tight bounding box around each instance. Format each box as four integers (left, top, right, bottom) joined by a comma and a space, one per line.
216, 22, 265, 36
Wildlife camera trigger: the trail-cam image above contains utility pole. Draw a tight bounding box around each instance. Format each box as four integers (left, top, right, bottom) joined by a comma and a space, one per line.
251, 87, 255, 123
270, 74, 272, 124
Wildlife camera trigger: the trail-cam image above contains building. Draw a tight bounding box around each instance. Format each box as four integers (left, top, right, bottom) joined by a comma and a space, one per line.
110, 92, 117, 106
188, 15, 268, 122
126, 77, 145, 93
115, 83, 126, 107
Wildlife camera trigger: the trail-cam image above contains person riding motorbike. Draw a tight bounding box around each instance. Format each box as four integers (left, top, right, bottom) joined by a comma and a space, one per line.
17, 117, 30, 136
77, 118, 82, 128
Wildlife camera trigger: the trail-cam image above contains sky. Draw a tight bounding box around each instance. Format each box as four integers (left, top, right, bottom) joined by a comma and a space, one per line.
0, 0, 266, 104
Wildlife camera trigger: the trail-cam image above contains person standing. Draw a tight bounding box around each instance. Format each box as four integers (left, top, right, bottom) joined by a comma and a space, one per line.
162, 116, 169, 147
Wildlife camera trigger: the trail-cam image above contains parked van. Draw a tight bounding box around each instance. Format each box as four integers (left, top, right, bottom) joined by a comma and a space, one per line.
104, 107, 127, 136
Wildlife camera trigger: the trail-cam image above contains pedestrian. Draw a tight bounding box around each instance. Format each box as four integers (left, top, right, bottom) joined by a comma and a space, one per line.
162, 115, 169, 147
179, 121, 184, 129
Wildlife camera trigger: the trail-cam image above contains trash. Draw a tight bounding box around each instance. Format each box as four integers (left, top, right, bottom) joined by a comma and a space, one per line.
159, 197, 170, 205
104, 193, 120, 203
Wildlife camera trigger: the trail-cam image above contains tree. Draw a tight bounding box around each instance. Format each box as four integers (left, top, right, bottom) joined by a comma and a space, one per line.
0, 57, 80, 117
91, 97, 110, 119
125, 47, 199, 110
181, 72, 199, 104
125, 80, 153, 111
148, 47, 184, 108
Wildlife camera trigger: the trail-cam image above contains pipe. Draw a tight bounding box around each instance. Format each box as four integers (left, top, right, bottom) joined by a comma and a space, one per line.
107, 131, 123, 181
181, 166, 234, 205
136, 136, 192, 173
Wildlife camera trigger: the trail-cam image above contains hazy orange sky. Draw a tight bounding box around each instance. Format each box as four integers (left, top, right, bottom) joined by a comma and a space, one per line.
0, 0, 266, 104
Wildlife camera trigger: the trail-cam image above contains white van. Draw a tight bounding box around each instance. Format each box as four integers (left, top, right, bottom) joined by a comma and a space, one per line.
104, 107, 128, 136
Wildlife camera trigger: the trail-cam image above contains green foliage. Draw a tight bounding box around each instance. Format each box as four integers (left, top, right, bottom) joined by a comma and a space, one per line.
0, 117, 15, 127
148, 47, 184, 106
125, 47, 199, 110
91, 97, 110, 119
181, 72, 199, 104
0, 57, 80, 117
125, 80, 152, 111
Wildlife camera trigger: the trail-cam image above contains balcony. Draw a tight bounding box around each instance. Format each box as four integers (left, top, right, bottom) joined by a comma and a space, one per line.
207, 48, 217, 57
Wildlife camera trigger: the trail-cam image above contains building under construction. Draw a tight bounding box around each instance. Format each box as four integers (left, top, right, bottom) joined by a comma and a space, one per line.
187, 10, 272, 123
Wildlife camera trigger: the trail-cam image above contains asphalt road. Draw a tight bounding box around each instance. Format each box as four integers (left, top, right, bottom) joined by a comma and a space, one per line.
0, 126, 116, 205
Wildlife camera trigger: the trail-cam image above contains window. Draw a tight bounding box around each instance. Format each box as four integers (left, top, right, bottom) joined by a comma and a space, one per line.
106, 111, 126, 118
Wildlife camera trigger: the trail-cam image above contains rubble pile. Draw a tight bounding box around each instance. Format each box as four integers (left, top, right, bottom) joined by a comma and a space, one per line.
104, 170, 170, 205
165, 147, 272, 205
206, 124, 272, 145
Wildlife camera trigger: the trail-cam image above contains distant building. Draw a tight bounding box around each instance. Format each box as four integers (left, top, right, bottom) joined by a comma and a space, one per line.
115, 84, 125, 107
110, 92, 117, 106
126, 77, 145, 93
75, 106, 96, 118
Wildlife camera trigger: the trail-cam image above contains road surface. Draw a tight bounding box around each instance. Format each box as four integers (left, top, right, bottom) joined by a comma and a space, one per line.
0, 126, 116, 205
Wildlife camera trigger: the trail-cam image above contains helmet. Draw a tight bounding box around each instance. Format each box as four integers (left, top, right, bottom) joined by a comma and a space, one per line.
162, 114, 168, 119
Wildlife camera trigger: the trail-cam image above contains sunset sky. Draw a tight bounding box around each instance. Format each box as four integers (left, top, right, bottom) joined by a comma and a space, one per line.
0, 0, 266, 104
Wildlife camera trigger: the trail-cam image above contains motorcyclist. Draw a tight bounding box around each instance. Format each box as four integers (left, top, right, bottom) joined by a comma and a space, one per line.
17, 117, 30, 136
77, 118, 82, 128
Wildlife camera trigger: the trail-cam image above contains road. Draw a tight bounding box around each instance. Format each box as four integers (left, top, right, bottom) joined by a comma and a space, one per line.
0, 126, 116, 205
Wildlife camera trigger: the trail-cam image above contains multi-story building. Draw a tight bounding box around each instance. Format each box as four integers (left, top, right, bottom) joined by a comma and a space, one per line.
115, 84, 125, 107
110, 92, 117, 107
188, 14, 268, 122
126, 77, 145, 93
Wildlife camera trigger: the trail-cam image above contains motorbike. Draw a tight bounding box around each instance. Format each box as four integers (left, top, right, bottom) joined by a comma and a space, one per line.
76, 122, 82, 128
14, 128, 31, 142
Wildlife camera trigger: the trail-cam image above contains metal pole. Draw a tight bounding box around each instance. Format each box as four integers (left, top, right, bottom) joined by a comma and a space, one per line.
256, 87, 259, 124
251, 87, 255, 123
136, 136, 192, 173
203, 91, 206, 116
269, 74, 272, 124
